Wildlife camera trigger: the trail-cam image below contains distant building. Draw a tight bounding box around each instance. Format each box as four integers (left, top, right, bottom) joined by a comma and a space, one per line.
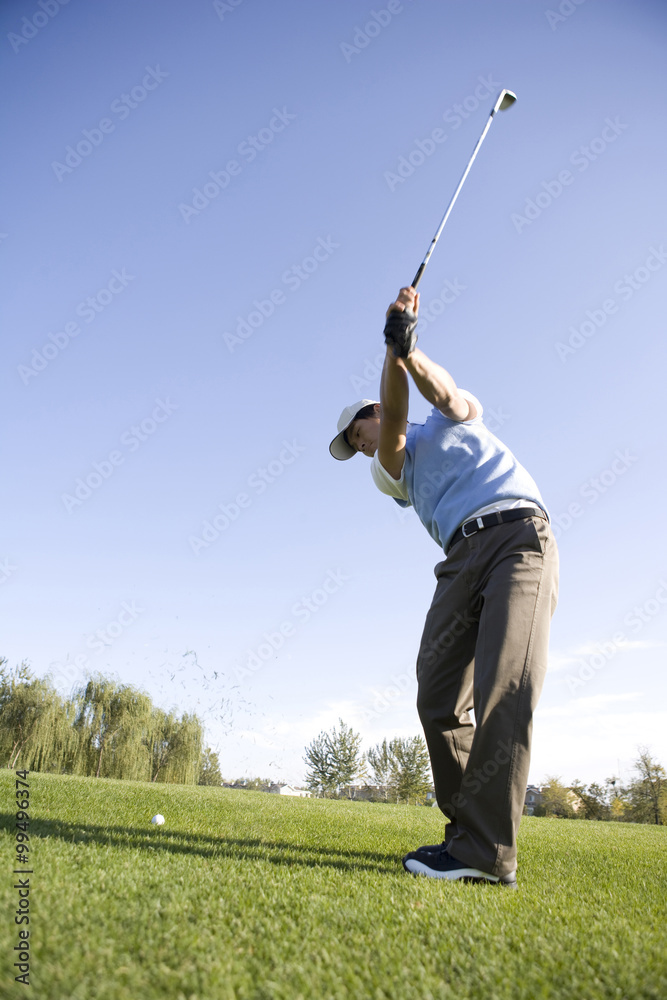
223, 780, 271, 792
338, 784, 437, 804
524, 785, 542, 815
524, 784, 584, 815
268, 784, 311, 798
566, 789, 584, 813
338, 784, 382, 801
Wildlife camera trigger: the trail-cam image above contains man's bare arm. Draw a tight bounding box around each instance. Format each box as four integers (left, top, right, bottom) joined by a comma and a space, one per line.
381, 286, 474, 422
378, 347, 408, 480
405, 347, 476, 422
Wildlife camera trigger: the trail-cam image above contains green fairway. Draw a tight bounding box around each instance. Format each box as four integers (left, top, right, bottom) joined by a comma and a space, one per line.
1, 771, 665, 1000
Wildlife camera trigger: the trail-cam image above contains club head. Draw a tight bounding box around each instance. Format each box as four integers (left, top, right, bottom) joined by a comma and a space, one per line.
494, 89, 517, 113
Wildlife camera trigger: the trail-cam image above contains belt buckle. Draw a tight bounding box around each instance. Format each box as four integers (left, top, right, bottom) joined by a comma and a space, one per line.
461, 516, 484, 538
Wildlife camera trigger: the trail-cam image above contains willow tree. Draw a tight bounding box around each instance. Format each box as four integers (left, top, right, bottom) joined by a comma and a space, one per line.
26, 690, 78, 774
145, 707, 181, 782
0, 660, 70, 770
72, 676, 152, 779
0, 659, 36, 767
147, 710, 203, 784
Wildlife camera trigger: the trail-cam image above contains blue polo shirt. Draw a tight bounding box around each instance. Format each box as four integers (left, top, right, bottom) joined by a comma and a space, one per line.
371, 392, 547, 552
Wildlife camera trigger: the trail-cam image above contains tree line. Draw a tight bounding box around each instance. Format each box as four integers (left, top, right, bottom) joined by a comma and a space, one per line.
304, 719, 667, 823
0, 659, 214, 784
4, 659, 663, 821
534, 755, 667, 825
303, 719, 433, 805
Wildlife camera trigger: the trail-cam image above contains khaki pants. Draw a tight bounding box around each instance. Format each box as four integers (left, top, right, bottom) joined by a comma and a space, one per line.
416, 514, 559, 877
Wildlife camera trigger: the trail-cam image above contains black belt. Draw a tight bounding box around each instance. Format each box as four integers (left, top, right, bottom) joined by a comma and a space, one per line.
447, 506, 547, 554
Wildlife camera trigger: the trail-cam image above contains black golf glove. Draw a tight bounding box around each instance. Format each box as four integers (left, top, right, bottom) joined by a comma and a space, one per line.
384, 307, 418, 359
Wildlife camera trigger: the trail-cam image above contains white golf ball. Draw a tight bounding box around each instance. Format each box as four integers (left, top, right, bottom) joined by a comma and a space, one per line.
151, 814, 165, 825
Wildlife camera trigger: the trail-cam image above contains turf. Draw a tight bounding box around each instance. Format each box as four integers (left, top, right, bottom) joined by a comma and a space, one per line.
0, 771, 665, 1000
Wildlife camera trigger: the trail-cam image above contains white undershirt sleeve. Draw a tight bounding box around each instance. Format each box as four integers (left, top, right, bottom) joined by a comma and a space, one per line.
370, 453, 410, 502
368, 391, 481, 504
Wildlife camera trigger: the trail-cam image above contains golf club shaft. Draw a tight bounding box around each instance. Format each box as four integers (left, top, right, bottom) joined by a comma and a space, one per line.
411, 98, 507, 290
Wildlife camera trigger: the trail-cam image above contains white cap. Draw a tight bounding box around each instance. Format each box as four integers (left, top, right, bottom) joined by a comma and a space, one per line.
329, 399, 379, 461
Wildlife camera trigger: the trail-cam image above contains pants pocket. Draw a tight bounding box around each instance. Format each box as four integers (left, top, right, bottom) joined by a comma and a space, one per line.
523, 516, 550, 555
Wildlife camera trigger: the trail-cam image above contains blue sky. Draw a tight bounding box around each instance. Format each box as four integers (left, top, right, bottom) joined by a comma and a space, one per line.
2, 0, 667, 787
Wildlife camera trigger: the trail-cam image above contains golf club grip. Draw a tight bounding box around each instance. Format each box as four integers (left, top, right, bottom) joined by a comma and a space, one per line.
411, 263, 426, 290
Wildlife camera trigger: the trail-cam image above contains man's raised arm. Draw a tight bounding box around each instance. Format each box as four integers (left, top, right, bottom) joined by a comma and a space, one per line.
377, 287, 415, 480
383, 285, 474, 423
378, 348, 409, 480
405, 348, 475, 422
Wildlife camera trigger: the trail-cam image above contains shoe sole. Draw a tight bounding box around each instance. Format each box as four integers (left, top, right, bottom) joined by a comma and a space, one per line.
403, 855, 517, 888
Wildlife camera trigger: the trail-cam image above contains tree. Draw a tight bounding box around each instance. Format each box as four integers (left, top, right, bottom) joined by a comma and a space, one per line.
365, 736, 432, 805
230, 777, 271, 790
365, 739, 392, 800
570, 780, 610, 820
387, 736, 432, 805
152, 711, 203, 785
624, 748, 666, 825
605, 776, 628, 821
145, 708, 181, 782
27, 690, 79, 774
535, 776, 576, 818
0, 659, 35, 767
199, 746, 223, 786
72, 676, 152, 779
0, 660, 72, 770
304, 719, 364, 797
304, 730, 336, 796
0, 660, 206, 784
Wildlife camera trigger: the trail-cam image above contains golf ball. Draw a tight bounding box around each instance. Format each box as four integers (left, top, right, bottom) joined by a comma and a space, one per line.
151, 814, 165, 825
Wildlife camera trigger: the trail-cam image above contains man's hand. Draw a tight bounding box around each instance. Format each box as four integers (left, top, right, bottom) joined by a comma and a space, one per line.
384, 286, 420, 359
386, 286, 419, 318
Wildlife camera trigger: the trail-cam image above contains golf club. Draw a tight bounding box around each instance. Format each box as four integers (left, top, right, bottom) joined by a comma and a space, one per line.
410, 88, 517, 289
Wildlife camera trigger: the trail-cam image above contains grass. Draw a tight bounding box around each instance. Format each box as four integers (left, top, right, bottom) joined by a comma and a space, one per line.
0, 771, 665, 1000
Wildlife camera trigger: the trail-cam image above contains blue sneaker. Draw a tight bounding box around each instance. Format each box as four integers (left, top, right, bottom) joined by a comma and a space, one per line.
413, 841, 446, 854
402, 847, 517, 888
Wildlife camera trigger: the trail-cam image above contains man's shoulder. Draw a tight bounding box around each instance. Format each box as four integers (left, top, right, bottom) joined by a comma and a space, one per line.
410, 391, 484, 433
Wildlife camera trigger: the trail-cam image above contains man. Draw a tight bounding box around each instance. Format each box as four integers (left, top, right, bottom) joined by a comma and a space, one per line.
329, 286, 559, 888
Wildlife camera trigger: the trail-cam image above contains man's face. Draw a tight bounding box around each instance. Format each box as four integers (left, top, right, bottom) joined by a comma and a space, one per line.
346, 415, 380, 457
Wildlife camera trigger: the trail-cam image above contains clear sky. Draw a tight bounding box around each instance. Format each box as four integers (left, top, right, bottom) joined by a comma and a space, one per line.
2, 0, 667, 788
